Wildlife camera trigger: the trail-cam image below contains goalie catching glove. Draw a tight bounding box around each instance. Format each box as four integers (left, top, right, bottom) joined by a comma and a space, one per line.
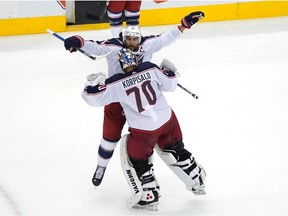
181, 11, 205, 29
85, 73, 106, 87
160, 58, 181, 77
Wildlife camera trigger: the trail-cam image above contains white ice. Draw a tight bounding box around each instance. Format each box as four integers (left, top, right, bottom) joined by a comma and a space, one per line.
1, 16, 288, 215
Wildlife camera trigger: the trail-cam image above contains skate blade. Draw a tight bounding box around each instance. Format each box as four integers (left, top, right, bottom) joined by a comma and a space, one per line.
132, 204, 159, 211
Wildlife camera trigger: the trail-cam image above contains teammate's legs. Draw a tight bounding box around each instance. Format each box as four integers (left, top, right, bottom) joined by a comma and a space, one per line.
92, 102, 126, 186
124, 1, 141, 27
107, 1, 126, 37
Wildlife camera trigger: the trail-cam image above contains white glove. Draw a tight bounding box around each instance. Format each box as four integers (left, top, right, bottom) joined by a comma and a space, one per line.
160, 58, 181, 77
85, 72, 106, 87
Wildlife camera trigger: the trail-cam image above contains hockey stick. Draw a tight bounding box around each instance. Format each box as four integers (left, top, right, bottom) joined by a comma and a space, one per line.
177, 83, 198, 100
46, 29, 96, 60
46, 29, 111, 61
160, 59, 198, 100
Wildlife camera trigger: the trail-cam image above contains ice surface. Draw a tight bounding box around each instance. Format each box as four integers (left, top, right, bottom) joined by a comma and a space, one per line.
1, 16, 288, 215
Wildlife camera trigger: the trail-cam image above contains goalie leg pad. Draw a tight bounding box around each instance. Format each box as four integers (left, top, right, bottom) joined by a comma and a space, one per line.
155, 144, 206, 195
147, 152, 161, 193
120, 134, 143, 207
120, 134, 160, 210
120, 134, 160, 209
132, 169, 160, 211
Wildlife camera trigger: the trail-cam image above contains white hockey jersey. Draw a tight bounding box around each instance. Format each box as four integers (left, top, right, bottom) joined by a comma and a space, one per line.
82, 62, 178, 131
82, 26, 182, 77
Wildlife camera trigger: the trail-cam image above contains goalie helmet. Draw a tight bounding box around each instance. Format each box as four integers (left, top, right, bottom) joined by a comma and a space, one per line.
118, 48, 138, 70
122, 26, 141, 41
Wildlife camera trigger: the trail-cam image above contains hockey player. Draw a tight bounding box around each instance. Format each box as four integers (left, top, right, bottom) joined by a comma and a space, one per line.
64, 11, 205, 187
81, 48, 206, 210
107, 1, 142, 38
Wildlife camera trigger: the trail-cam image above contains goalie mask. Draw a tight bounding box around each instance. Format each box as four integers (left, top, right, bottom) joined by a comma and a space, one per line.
118, 48, 138, 70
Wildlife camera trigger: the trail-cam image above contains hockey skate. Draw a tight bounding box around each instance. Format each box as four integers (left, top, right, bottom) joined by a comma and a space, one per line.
92, 165, 106, 186
132, 190, 159, 211
132, 170, 160, 211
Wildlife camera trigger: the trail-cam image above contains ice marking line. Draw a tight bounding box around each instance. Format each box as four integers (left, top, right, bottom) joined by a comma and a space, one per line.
0, 184, 22, 216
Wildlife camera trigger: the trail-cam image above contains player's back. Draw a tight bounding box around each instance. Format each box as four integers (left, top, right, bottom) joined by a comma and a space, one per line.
82, 61, 178, 131
111, 62, 177, 131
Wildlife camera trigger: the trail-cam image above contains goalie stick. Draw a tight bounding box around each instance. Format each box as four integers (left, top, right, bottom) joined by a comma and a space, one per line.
177, 83, 198, 100
46, 29, 111, 61
160, 58, 198, 100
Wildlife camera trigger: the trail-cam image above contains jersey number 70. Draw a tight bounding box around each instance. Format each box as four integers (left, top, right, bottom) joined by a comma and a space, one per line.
125, 80, 157, 113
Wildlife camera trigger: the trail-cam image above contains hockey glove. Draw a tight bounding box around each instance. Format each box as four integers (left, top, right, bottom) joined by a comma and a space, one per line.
85, 72, 106, 87
181, 11, 205, 29
64, 35, 84, 52
160, 58, 180, 77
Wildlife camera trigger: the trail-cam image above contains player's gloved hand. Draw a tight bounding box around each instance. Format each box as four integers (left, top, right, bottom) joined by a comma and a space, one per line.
160, 58, 181, 77
181, 11, 205, 29
64, 35, 84, 52
85, 72, 106, 87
